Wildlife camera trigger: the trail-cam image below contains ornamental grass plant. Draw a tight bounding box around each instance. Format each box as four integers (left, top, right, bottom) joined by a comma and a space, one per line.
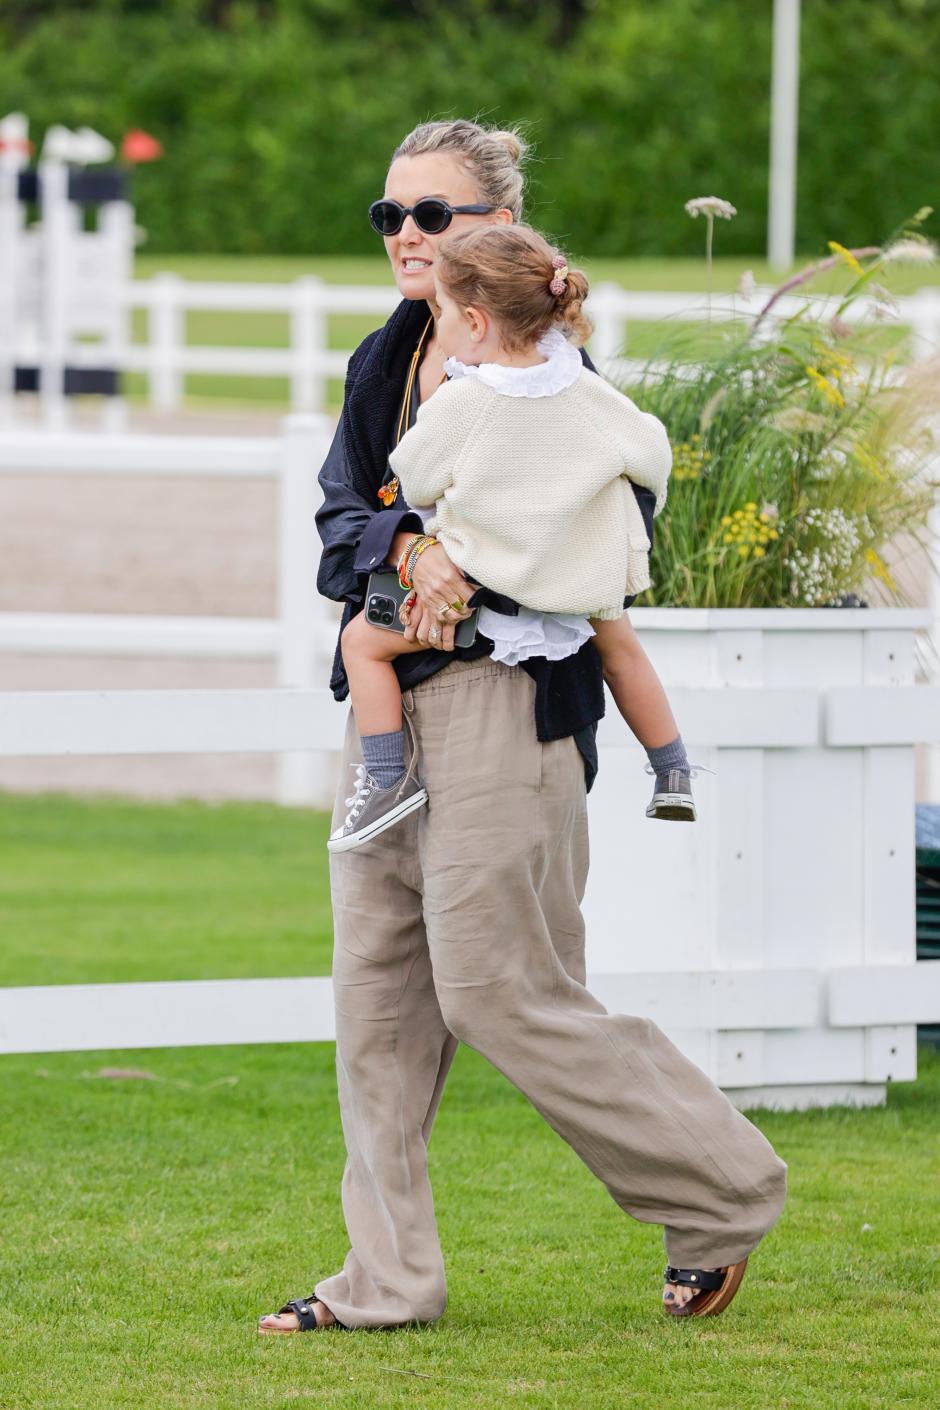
622, 210, 940, 608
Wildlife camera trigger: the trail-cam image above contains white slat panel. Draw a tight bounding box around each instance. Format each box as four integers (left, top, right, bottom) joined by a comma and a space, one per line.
0, 977, 336, 1054
595, 688, 817, 747
588, 968, 817, 1029
863, 749, 915, 962
0, 688, 347, 756
716, 1030, 765, 1087
0, 430, 284, 475
864, 1026, 917, 1083
0, 614, 279, 656
828, 962, 940, 1025
826, 686, 940, 745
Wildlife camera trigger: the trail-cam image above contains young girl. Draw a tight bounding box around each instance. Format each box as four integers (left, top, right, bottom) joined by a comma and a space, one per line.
329, 223, 696, 853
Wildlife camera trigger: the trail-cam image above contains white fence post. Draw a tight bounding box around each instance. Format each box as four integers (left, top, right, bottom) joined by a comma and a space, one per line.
150, 272, 184, 412
275, 412, 336, 807
908, 286, 940, 363
588, 282, 626, 367
38, 159, 70, 429
290, 276, 326, 413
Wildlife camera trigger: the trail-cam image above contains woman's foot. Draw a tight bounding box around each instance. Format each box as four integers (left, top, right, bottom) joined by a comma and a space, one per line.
662, 1276, 704, 1309
661, 1260, 749, 1317
258, 1299, 338, 1333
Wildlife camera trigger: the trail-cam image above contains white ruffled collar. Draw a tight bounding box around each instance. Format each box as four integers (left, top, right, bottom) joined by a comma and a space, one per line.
443, 327, 582, 398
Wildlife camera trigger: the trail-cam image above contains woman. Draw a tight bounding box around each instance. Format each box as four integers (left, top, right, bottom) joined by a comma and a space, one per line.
258, 119, 787, 1332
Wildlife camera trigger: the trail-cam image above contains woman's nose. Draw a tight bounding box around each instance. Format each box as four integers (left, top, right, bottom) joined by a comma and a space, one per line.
399, 214, 422, 243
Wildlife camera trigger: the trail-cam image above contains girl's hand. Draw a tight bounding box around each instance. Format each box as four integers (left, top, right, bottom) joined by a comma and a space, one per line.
402, 542, 475, 652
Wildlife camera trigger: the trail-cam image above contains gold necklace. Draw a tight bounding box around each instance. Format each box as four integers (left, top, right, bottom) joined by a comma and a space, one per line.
380, 315, 446, 507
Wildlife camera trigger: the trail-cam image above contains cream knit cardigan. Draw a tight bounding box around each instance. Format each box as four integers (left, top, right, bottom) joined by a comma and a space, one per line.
389, 365, 672, 619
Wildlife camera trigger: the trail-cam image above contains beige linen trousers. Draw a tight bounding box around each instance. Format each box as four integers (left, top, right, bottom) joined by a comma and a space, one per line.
314, 657, 787, 1329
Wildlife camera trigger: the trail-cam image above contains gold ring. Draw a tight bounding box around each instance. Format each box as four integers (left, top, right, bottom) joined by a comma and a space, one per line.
436, 602, 452, 621
449, 598, 466, 613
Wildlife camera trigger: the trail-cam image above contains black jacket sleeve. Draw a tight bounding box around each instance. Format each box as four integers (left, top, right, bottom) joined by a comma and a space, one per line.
314, 416, 422, 604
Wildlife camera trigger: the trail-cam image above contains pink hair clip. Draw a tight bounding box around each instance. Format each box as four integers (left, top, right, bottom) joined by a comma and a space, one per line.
549, 255, 569, 296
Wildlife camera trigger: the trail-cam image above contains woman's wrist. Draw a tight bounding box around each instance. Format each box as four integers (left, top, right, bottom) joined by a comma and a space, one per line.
388, 530, 419, 568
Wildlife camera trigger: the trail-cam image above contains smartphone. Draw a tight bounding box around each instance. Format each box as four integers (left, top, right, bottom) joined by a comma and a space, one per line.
364, 569, 478, 647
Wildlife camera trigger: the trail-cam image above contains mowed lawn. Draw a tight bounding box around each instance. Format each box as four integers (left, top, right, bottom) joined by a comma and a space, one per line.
127, 253, 937, 415
0, 792, 938, 1409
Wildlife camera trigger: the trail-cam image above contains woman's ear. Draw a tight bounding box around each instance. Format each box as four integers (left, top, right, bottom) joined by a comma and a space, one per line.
493, 208, 513, 226
465, 304, 489, 343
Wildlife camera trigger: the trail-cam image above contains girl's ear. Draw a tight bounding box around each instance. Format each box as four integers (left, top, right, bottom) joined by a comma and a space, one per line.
465, 304, 489, 343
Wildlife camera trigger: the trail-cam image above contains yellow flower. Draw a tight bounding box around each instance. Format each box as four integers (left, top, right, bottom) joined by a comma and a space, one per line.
827, 240, 865, 278
670, 435, 710, 482
805, 366, 846, 408
865, 547, 898, 594
719, 501, 780, 559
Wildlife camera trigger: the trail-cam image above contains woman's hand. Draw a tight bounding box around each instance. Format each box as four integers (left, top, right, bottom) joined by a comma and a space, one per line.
402, 542, 475, 652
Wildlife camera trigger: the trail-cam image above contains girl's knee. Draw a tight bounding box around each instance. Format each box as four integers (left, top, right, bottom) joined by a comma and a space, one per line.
341, 610, 382, 666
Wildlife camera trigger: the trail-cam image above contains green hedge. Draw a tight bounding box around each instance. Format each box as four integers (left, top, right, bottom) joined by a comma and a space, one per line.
1, 0, 937, 257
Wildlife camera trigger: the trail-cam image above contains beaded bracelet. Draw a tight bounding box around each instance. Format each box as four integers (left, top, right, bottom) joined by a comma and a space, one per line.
396, 534, 425, 590
404, 535, 439, 588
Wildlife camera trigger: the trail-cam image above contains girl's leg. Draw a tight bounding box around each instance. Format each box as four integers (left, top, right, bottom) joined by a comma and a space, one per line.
590, 613, 679, 749
590, 613, 694, 818
341, 612, 426, 789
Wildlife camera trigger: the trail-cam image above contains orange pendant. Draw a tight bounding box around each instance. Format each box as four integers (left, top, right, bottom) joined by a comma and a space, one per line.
377, 478, 399, 507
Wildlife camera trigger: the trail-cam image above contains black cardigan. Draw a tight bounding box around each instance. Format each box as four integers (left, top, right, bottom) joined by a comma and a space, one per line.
314, 297, 655, 794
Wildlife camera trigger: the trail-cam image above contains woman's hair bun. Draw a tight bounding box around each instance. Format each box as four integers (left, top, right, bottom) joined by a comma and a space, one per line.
491, 129, 528, 166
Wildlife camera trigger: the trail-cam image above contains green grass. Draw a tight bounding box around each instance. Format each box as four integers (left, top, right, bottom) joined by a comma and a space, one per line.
1, 793, 938, 1407
123, 255, 940, 416
0, 793, 333, 987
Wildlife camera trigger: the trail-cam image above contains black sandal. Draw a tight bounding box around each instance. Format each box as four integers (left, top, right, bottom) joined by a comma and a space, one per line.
258, 1292, 348, 1333
663, 1258, 749, 1318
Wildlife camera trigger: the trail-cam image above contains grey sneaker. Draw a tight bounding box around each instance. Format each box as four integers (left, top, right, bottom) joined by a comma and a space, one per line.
327, 729, 427, 853
646, 767, 696, 822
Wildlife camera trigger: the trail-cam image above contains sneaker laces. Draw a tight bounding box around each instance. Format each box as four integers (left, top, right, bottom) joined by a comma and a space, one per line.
341, 764, 376, 829
643, 761, 716, 779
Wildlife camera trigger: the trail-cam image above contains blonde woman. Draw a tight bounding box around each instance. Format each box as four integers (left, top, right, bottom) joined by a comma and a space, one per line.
258, 119, 787, 1333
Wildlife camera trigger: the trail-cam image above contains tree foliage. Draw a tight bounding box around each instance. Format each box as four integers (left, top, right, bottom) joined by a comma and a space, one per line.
1, 0, 937, 256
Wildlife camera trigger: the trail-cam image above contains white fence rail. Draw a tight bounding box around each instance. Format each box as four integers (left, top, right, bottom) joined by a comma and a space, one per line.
7, 275, 940, 421
0, 416, 338, 804
2, 671, 939, 1106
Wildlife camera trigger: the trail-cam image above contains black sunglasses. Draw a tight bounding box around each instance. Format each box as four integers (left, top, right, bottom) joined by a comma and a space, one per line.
368, 197, 497, 237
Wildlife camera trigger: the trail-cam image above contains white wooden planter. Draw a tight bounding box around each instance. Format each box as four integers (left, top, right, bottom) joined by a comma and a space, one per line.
582, 607, 940, 1113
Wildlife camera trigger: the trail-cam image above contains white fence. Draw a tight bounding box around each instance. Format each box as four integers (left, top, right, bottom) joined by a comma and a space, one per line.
6, 275, 940, 422
2, 618, 940, 1113
0, 416, 338, 804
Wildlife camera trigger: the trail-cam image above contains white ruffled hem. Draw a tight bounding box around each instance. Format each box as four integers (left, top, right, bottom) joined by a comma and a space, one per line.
443, 327, 582, 399
477, 605, 594, 667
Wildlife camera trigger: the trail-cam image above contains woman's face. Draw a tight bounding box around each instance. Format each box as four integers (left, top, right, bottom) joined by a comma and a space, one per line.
381, 152, 510, 305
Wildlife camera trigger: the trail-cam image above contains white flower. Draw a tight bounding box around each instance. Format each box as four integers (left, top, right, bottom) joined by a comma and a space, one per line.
685, 196, 737, 221
761, 501, 779, 521
736, 269, 756, 300
869, 283, 899, 312
882, 237, 938, 265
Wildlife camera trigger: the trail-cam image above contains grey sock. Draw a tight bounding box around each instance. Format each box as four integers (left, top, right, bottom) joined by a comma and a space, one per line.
361, 729, 406, 791
646, 734, 690, 777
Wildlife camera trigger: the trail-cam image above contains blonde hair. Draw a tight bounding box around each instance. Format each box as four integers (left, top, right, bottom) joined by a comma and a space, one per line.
392, 119, 528, 221
436, 224, 593, 350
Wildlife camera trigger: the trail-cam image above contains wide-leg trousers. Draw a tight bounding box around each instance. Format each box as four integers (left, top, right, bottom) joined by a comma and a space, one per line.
314, 658, 787, 1328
